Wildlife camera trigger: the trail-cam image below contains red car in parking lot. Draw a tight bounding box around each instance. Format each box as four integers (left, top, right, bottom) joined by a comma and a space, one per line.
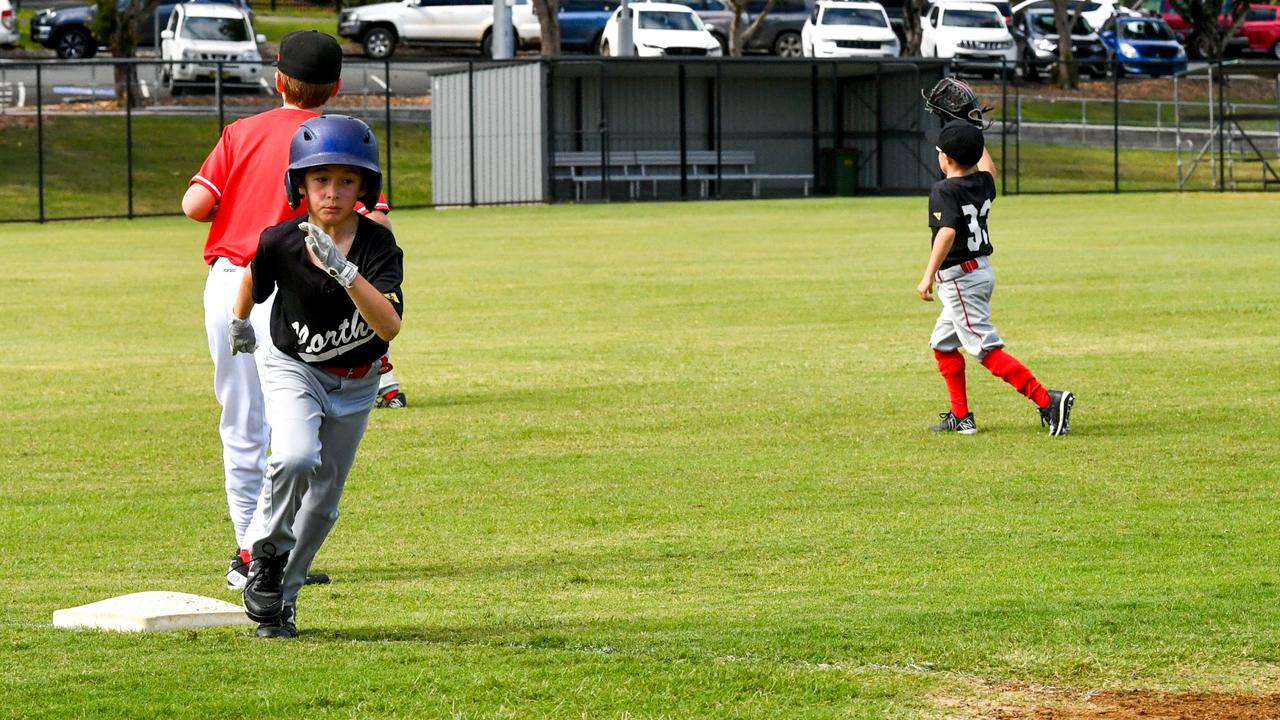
1240, 4, 1280, 59
1141, 0, 1262, 57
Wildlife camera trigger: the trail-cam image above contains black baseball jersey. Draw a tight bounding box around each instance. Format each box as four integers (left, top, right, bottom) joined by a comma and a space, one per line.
928, 170, 996, 270
252, 214, 404, 368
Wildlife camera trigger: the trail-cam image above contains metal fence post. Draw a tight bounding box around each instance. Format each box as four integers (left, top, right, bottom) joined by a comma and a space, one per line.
1113, 57, 1119, 193
1001, 57, 1007, 197
678, 62, 687, 201
808, 61, 818, 198
36, 63, 45, 223
716, 60, 723, 200
599, 61, 608, 202
216, 61, 224, 129
384, 58, 393, 204
127, 62, 135, 218
1217, 61, 1225, 192
468, 61, 477, 207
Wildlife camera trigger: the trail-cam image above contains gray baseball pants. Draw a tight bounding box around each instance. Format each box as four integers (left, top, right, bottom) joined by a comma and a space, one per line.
929, 256, 1004, 360
250, 345, 381, 605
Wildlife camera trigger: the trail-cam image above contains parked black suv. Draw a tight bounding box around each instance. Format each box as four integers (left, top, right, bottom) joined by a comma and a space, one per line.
1010, 7, 1109, 80
30, 0, 250, 59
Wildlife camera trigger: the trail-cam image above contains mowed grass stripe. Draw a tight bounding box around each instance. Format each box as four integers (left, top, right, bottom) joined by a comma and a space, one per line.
0, 193, 1277, 718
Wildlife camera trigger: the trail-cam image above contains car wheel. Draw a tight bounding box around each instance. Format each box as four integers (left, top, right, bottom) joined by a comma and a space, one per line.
772, 31, 802, 57
55, 28, 94, 60
1271, 40, 1280, 61
712, 31, 727, 54
361, 26, 395, 60
1022, 53, 1039, 81
1193, 34, 1214, 59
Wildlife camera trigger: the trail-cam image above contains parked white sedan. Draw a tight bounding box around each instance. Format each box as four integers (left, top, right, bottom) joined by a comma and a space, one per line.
921, 0, 1016, 74
600, 2, 723, 56
801, 0, 900, 57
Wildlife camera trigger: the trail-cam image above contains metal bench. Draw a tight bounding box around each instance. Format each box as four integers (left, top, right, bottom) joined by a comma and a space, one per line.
552, 149, 813, 200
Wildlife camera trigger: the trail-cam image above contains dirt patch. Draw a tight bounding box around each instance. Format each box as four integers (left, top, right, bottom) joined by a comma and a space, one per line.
936, 680, 1280, 719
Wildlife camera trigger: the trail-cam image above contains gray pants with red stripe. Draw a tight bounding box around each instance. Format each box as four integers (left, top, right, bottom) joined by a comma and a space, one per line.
929, 256, 1004, 360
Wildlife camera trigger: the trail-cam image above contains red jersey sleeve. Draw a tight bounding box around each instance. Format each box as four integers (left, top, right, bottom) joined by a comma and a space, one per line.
190, 125, 235, 201
355, 192, 392, 216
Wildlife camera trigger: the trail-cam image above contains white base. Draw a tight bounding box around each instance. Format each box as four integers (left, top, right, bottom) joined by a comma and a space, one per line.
53, 592, 255, 632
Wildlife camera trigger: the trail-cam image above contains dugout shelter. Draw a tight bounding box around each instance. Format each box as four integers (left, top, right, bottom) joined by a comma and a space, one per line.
430, 58, 949, 206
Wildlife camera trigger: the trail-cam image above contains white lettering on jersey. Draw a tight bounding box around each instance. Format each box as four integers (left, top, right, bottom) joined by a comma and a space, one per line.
290, 310, 377, 362
960, 199, 992, 252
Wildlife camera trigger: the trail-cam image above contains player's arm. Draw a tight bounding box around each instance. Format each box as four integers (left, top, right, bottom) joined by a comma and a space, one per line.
917, 227, 956, 302
977, 148, 997, 179
182, 184, 218, 223
345, 277, 401, 342
232, 267, 255, 321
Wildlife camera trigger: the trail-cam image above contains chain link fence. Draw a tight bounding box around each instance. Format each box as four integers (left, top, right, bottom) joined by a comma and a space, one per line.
0, 57, 1276, 223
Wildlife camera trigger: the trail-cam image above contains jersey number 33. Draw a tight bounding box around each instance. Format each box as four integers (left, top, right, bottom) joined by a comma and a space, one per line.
961, 199, 992, 252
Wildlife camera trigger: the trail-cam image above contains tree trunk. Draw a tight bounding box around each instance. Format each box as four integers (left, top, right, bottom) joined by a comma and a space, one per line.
532, 0, 561, 55
1050, 0, 1079, 89
902, 0, 923, 55
728, 4, 744, 56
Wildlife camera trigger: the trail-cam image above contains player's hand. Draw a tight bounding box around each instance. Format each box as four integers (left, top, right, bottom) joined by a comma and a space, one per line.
917, 277, 935, 302
299, 222, 359, 289
228, 317, 257, 355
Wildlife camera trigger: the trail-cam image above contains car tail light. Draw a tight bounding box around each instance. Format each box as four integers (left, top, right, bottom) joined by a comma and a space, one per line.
2, 9, 14, 30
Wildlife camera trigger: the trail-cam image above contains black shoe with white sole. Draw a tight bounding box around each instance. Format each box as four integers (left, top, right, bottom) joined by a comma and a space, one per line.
929, 411, 978, 434
255, 604, 297, 639
1039, 389, 1075, 436
242, 551, 289, 623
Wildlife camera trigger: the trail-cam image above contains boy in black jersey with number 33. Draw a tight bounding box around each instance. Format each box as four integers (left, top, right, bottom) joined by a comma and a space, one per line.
227, 115, 404, 637
917, 120, 1074, 437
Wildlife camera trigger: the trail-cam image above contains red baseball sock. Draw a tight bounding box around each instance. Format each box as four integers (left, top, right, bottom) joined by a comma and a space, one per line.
933, 349, 968, 417
981, 348, 1050, 408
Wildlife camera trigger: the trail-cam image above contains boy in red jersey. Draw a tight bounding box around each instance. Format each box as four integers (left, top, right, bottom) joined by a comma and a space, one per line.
182, 31, 401, 591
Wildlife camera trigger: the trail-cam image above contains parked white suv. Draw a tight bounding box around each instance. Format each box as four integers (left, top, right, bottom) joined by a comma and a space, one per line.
0, 0, 19, 49
339, 0, 539, 59
801, 0, 900, 57
160, 3, 265, 91
921, 0, 1016, 74
600, 2, 722, 56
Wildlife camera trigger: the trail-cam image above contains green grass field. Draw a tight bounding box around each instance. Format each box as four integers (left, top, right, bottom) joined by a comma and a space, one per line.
1, 194, 1278, 718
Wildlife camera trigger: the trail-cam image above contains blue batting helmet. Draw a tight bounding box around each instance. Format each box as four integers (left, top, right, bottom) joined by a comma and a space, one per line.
285, 114, 381, 210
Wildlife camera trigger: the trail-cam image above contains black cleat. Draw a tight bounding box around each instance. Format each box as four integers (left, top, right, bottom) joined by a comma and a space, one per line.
929, 411, 978, 435
255, 604, 297, 639
242, 550, 289, 624
375, 388, 407, 409
226, 551, 249, 591
1040, 389, 1075, 436
303, 572, 330, 586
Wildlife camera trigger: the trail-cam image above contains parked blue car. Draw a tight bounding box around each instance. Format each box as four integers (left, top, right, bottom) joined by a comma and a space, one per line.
557, 0, 620, 52
1097, 15, 1187, 76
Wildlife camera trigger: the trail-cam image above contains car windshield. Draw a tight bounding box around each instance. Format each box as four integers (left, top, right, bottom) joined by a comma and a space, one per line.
637, 10, 702, 29
1029, 11, 1091, 34
181, 16, 251, 41
1118, 18, 1174, 39
941, 8, 1004, 27
822, 6, 888, 25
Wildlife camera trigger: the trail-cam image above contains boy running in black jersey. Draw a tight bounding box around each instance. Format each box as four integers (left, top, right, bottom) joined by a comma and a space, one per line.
228, 115, 404, 637
917, 120, 1074, 436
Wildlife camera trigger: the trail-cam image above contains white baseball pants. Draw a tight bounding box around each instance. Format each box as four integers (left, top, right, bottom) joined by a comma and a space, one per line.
204, 258, 273, 550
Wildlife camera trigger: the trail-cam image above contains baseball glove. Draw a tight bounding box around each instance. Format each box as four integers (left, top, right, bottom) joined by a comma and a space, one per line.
922, 77, 991, 128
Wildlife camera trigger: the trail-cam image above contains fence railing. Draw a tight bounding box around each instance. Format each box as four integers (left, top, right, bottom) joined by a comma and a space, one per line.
0, 56, 1277, 223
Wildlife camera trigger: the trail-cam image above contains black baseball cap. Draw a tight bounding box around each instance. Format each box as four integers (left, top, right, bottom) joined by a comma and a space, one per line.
934, 120, 984, 167
276, 31, 343, 84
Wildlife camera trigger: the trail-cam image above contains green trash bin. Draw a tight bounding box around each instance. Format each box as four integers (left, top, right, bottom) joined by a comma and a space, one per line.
831, 148, 857, 197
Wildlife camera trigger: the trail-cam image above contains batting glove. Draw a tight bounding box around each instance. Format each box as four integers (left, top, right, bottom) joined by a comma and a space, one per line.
228, 317, 257, 355
299, 221, 359, 289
